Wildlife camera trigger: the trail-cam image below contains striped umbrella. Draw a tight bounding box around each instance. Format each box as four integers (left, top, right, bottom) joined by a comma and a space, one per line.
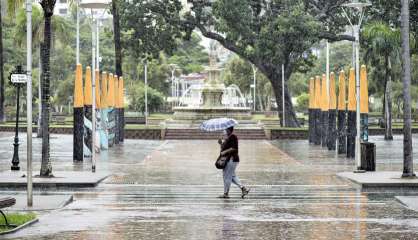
200, 118, 238, 132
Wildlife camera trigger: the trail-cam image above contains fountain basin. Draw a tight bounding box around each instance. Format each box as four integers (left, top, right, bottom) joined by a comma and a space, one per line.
173, 106, 252, 121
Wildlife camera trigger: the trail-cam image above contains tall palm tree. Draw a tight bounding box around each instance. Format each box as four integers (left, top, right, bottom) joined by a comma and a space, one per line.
401, 0, 414, 178
39, 0, 56, 177
112, 0, 124, 142
13, 5, 71, 138
363, 22, 401, 141
112, 0, 122, 77
0, 0, 4, 122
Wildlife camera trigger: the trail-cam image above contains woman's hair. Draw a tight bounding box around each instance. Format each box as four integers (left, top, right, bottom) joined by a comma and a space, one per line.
227, 126, 234, 132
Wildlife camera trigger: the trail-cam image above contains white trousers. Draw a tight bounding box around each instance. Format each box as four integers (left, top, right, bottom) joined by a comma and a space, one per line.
223, 160, 242, 194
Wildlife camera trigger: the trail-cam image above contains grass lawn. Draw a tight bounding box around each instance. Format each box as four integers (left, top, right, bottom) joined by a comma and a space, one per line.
251, 114, 279, 121
125, 124, 162, 130
0, 212, 36, 233
149, 113, 172, 120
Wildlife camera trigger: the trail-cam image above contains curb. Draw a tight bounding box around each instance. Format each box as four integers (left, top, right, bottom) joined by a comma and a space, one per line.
0, 218, 39, 235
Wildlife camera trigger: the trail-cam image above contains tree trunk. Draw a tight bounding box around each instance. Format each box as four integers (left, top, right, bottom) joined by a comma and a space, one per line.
401, 0, 414, 178
269, 70, 299, 127
0, 1, 5, 123
112, 0, 123, 77
37, 48, 43, 138
257, 92, 264, 112
112, 0, 124, 143
40, 13, 53, 177
384, 56, 393, 140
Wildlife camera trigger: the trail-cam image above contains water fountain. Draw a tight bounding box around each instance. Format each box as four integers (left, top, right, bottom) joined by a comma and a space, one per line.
171, 42, 252, 122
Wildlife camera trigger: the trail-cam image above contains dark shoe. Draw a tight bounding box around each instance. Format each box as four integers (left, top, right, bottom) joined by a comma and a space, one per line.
218, 193, 230, 199
241, 187, 250, 199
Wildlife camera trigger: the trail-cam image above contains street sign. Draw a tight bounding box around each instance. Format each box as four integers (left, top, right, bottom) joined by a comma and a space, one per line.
11, 74, 27, 84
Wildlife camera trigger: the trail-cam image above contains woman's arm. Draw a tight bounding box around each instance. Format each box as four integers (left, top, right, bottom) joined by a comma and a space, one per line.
220, 148, 237, 156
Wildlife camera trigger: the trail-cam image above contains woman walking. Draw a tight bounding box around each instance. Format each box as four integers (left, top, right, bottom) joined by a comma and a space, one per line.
218, 127, 250, 199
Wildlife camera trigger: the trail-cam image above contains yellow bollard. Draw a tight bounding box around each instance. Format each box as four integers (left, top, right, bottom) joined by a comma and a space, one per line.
107, 73, 115, 108
327, 72, 337, 150
329, 72, 336, 111
118, 77, 125, 142
308, 77, 315, 144
95, 69, 101, 109
360, 65, 369, 141
101, 72, 108, 109
73, 64, 84, 161
346, 68, 356, 158
338, 70, 346, 111
347, 68, 356, 112
84, 66, 93, 157
337, 70, 347, 154
360, 65, 369, 114
313, 75, 322, 145
84, 67, 92, 106
114, 75, 120, 144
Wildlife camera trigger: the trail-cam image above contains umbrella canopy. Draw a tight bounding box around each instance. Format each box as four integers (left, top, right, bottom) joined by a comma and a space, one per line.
200, 118, 238, 132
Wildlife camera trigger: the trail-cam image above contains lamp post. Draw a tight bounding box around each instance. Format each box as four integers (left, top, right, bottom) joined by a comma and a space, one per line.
251, 64, 257, 112
282, 64, 285, 127
168, 64, 178, 108
76, 0, 80, 64
144, 61, 148, 125
10, 66, 26, 171
80, 0, 111, 173
25, 0, 33, 207
342, 0, 371, 172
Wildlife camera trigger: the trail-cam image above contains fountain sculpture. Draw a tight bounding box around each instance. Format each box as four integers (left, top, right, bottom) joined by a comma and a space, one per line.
172, 41, 251, 121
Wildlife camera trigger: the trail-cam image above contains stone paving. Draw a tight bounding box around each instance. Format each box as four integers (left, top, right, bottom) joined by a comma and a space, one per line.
1, 132, 418, 239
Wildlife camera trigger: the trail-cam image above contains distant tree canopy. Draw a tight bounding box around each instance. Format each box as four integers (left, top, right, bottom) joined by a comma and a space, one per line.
167, 33, 209, 74
119, 0, 185, 60
180, 0, 355, 127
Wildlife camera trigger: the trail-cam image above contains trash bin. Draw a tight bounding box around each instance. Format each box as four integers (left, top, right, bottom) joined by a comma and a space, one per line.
361, 142, 376, 171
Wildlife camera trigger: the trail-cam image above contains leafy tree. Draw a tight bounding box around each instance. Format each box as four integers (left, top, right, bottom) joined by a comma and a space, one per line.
128, 81, 165, 113
167, 33, 209, 74
362, 22, 401, 140
0, 0, 25, 122
295, 93, 309, 113
368, 0, 417, 53
183, 0, 354, 127
223, 55, 272, 111
119, 0, 184, 60
136, 54, 171, 95
14, 4, 72, 136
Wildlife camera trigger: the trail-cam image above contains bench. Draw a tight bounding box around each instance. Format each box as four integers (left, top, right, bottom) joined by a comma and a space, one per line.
0, 197, 17, 228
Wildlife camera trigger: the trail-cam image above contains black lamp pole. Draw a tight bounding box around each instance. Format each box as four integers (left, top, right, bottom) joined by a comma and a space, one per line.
11, 65, 24, 171
11, 85, 20, 170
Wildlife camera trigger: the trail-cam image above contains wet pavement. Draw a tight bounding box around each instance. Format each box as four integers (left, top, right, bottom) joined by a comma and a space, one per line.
1, 132, 418, 239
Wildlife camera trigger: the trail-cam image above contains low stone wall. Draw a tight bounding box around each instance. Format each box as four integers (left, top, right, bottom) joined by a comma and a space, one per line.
268, 129, 308, 140
268, 128, 418, 140
0, 126, 161, 140
124, 129, 162, 140
2, 126, 418, 141
0, 126, 74, 134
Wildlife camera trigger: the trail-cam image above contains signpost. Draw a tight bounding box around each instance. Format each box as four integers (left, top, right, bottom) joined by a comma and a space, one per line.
9, 66, 27, 171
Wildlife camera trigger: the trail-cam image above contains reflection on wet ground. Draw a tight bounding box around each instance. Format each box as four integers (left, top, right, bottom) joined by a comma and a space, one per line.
1, 132, 418, 239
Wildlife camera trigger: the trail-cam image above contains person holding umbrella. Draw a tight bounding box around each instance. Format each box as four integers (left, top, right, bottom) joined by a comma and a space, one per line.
200, 118, 250, 199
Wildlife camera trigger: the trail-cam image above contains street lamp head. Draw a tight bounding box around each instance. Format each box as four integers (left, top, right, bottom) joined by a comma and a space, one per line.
342, 0, 372, 27
80, 0, 111, 9
342, 1, 372, 11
